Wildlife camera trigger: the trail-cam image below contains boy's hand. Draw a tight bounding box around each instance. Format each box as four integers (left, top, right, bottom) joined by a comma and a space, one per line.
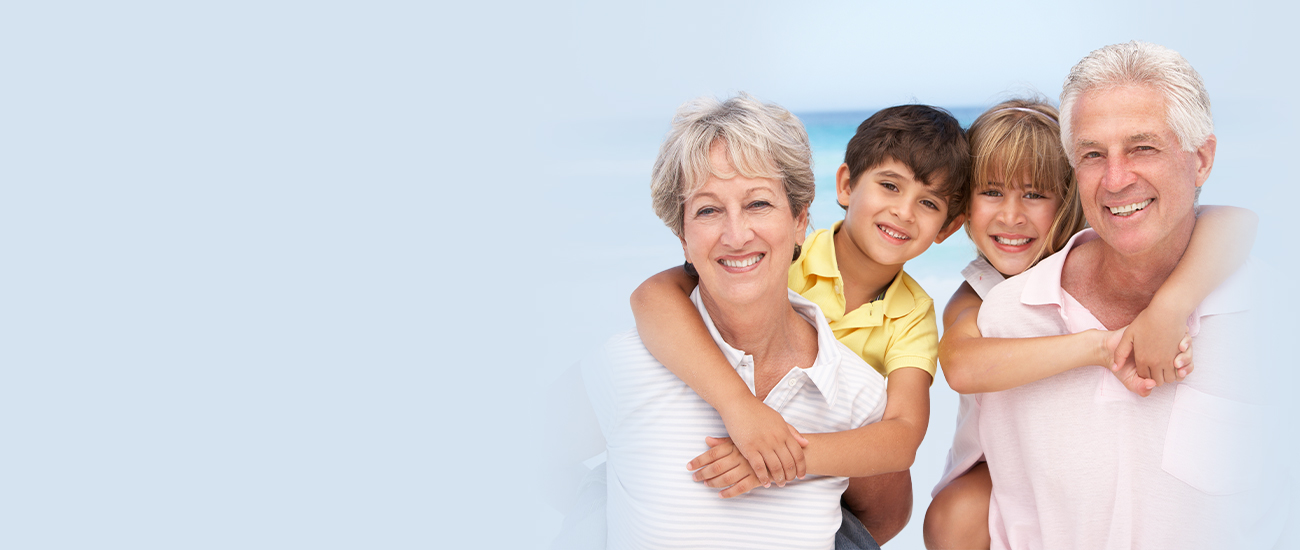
688, 436, 764, 498
1112, 304, 1193, 386
716, 400, 809, 487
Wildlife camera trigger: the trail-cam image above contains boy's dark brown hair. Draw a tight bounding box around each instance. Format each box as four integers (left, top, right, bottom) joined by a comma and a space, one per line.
841, 105, 970, 224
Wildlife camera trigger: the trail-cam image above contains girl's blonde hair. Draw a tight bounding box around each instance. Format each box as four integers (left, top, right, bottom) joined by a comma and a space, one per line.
966, 98, 1088, 267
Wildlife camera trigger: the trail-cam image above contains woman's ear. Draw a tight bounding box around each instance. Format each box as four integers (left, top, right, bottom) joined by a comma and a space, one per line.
794, 207, 810, 246
934, 214, 966, 244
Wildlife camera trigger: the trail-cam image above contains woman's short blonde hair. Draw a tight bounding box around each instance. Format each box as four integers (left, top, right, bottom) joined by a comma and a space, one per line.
967, 98, 1088, 264
650, 93, 814, 238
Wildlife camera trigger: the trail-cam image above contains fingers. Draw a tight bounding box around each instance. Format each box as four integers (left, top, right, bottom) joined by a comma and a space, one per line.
747, 451, 771, 487
687, 438, 733, 472
770, 447, 795, 487
718, 474, 763, 499
785, 439, 807, 480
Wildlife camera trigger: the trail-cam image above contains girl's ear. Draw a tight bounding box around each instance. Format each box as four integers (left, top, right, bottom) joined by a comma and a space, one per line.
934, 214, 966, 244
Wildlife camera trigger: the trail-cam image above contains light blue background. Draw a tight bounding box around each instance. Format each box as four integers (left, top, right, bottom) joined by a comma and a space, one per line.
3, 1, 1296, 549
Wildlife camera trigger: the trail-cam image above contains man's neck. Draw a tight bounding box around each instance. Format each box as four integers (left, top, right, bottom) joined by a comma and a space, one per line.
832, 228, 903, 313
1061, 222, 1194, 329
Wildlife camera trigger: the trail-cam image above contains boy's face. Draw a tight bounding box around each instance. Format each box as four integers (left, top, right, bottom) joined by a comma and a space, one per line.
835, 158, 960, 268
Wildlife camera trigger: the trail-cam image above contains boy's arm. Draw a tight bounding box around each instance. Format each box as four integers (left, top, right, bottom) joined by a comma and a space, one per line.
938, 284, 1157, 395
1115, 205, 1258, 385
630, 265, 808, 487
690, 369, 929, 488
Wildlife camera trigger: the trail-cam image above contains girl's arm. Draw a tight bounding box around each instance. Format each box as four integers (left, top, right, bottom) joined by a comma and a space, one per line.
630, 265, 808, 487
1114, 205, 1258, 385
938, 284, 1141, 395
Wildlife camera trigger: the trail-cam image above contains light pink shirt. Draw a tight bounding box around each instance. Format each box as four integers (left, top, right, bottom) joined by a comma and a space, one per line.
975, 229, 1279, 550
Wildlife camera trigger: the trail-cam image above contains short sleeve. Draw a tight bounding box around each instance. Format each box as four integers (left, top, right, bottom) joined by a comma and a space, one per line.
882, 300, 939, 380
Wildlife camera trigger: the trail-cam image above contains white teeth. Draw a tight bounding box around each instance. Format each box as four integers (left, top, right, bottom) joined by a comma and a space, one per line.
878, 225, 909, 240
1109, 199, 1153, 216
994, 236, 1032, 246
720, 254, 763, 268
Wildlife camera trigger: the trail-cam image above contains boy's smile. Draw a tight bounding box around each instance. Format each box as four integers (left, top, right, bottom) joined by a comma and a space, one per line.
834, 158, 955, 270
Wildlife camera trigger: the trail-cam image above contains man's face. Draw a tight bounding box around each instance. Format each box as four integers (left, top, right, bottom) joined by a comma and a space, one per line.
1069, 85, 1215, 259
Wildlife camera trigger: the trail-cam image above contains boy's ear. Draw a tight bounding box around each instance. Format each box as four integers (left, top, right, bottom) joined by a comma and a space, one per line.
934, 214, 965, 244
834, 163, 854, 208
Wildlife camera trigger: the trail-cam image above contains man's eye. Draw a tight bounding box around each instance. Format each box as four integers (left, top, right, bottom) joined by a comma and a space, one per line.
1082, 151, 1102, 159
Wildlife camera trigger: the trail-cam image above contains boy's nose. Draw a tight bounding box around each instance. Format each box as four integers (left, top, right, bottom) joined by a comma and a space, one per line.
892, 200, 915, 222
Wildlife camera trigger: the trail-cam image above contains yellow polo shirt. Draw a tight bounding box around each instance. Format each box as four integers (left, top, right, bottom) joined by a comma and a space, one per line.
788, 221, 939, 380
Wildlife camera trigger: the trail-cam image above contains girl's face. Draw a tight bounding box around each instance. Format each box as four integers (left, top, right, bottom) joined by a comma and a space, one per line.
968, 175, 1064, 277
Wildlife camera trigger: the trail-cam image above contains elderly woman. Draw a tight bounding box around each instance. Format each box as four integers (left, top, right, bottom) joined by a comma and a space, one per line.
578, 94, 888, 550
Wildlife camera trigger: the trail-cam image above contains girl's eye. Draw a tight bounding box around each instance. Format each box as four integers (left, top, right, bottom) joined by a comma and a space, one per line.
1024, 192, 1047, 200
980, 189, 1003, 197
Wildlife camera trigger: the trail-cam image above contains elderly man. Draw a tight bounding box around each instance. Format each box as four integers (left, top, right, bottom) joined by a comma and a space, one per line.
975, 41, 1282, 549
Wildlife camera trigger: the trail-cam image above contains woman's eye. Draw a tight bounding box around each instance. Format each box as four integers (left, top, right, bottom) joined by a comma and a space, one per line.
748, 200, 773, 209
696, 206, 719, 216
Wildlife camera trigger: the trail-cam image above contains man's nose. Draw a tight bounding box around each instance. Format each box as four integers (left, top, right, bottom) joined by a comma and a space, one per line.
1102, 155, 1137, 192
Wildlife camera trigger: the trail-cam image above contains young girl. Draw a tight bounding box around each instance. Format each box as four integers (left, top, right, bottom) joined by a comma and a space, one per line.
920, 98, 1256, 550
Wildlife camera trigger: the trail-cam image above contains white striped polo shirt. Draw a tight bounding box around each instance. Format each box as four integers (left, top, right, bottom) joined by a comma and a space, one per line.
581, 289, 888, 550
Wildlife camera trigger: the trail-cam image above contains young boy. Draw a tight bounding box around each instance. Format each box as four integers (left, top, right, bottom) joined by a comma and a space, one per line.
631, 105, 969, 544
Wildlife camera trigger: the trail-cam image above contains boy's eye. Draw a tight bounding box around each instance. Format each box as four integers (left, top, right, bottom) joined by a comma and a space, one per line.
880, 182, 898, 192
921, 199, 940, 210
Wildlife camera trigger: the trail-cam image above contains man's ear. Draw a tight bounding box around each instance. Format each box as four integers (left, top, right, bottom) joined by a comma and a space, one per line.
934, 214, 965, 244
1194, 134, 1216, 188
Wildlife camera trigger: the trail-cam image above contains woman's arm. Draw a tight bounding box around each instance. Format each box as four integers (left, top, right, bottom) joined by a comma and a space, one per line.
630, 265, 808, 487
1115, 205, 1258, 385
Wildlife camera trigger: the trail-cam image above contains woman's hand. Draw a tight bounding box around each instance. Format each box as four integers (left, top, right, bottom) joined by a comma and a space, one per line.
688, 436, 764, 498
716, 399, 809, 487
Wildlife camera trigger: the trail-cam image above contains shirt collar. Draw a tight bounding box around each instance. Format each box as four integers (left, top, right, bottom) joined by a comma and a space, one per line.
801, 220, 844, 280
801, 220, 916, 324
1021, 228, 1099, 308
1019, 228, 1252, 336
690, 287, 844, 407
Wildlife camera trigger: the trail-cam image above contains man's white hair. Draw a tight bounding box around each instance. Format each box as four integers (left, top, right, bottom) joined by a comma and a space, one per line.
1060, 41, 1213, 164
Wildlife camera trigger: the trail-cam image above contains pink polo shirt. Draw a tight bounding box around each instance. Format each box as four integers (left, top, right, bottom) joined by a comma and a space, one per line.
974, 229, 1281, 550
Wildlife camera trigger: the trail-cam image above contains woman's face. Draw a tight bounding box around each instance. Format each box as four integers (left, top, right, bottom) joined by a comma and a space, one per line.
681, 143, 807, 311
967, 174, 1063, 277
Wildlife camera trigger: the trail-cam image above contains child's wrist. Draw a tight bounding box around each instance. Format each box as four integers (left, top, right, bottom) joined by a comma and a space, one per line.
1147, 292, 1195, 323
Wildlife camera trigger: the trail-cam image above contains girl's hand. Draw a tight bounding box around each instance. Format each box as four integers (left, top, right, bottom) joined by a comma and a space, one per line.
716, 399, 809, 487
1112, 303, 1191, 386
1102, 327, 1156, 397
688, 436, 764, 498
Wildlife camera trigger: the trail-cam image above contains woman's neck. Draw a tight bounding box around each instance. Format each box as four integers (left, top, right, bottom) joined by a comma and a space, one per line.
699, 288, 819, 399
